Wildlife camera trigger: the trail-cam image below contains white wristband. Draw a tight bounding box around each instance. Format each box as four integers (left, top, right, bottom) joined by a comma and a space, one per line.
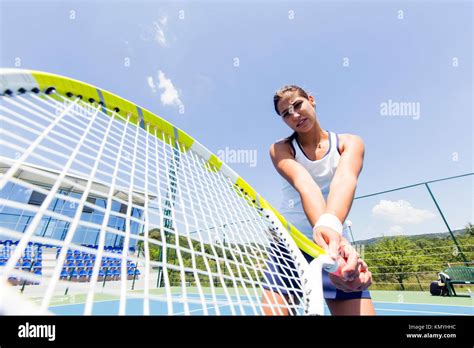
314, 213, 343, 235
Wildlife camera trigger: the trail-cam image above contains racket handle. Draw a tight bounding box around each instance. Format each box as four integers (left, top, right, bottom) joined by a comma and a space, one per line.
318, 254, 339, 273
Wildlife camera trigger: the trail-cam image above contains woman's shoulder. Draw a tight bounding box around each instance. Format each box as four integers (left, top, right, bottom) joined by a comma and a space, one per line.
270, 136, 296, 158
337, 133, 364, 143
336, 133, 365, 153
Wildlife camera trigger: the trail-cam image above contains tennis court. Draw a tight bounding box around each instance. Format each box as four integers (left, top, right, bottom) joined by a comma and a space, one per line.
46, 290, 473, 316
1, 70, 472, 317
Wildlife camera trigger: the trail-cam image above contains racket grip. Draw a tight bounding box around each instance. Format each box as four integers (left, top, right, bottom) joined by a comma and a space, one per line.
318, 254, 339, 273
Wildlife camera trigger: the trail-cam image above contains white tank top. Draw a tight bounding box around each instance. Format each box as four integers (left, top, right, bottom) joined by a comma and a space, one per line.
279, 131, 351, 240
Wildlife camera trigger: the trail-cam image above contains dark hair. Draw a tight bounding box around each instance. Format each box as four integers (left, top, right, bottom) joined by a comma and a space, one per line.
273, 85, 309, 115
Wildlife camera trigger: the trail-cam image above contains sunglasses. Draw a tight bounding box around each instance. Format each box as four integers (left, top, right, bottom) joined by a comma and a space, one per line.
280, 100, 305, 118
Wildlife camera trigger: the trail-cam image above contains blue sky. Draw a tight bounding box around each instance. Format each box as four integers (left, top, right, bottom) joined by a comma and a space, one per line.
1, 0, 472, 241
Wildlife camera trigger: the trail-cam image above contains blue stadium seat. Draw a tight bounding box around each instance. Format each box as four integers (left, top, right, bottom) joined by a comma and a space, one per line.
32, 268, 42, 285
127, 268, 138, 280
104, 268, 113, 281
70, 269, 78, 280
78, 269, 87, 281
86, 269, 93, 280
66, 261, 75, 270
21, 261, 31, 271
33, 261, 42, 270
85, 261, 93, 269
3, 246, 11, 258
24, 249, 33, 259
97, 269, 105, 281
60, 268, 69, 280
112, 268, 120, 280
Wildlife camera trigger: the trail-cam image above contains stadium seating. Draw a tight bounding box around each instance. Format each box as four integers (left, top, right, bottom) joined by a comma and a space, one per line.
1, 241, 140, 285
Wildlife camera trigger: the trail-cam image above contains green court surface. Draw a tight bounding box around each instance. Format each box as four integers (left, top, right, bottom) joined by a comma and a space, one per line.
370, 290, 474, 306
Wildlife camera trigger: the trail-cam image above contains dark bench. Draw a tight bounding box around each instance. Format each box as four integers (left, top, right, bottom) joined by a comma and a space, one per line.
437, 266, 474, 296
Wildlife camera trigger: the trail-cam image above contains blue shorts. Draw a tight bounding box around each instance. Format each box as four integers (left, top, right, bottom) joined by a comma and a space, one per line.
262, 243, 371, 301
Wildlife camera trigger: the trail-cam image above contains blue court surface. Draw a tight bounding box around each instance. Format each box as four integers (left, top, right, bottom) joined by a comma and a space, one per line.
48, 292, 473, 316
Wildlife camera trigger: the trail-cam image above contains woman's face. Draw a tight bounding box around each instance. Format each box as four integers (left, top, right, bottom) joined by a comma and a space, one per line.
276, 93, 317, 133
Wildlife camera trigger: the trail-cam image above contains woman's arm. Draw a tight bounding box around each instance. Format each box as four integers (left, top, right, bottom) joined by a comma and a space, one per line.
315, 134, 372, 288
270, 140, 356, 266
325, 134, 365, 222
270, 138, 371, 291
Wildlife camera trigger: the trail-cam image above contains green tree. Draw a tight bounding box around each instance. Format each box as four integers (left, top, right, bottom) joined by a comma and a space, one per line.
465, 222, 474, 237
366, 236, 425, 290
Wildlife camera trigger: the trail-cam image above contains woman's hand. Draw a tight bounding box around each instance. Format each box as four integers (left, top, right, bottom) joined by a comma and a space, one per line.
329, 256, 372, 292
313, 226, 359, 280
313, 225, 372, 292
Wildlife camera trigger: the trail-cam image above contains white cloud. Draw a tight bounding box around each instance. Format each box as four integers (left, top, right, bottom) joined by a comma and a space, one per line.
153, 19, 167, 46
140, 15, 169, 47
147, 76, 157, 93
372, 199, 436, 224
147, 70, 184, 111
159, 16, 167, 27
157, 70, 184, 109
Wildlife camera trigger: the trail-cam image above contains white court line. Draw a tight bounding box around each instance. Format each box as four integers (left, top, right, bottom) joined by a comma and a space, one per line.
373, 307, 471, 316
172, 294, 260, 315
48, 298, 119, 307
372, 300, 474, 308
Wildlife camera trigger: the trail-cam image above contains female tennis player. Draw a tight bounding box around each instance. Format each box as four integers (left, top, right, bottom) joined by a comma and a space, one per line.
262, 85, 375, 315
